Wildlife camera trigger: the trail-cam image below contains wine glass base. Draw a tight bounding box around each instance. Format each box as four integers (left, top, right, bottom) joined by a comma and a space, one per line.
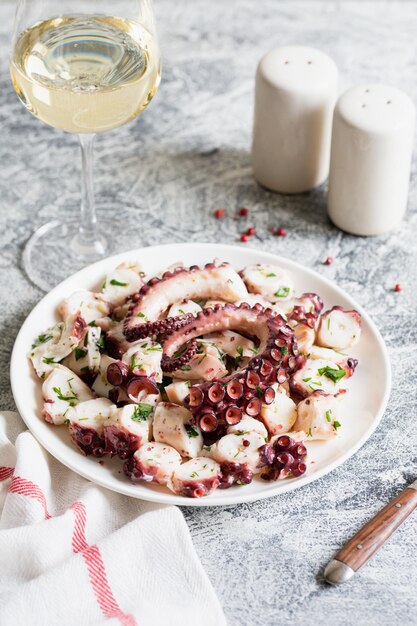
23, 217, 123, 292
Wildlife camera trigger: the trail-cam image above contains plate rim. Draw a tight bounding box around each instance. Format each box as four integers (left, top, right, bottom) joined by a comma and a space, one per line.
10, 242, 392, 507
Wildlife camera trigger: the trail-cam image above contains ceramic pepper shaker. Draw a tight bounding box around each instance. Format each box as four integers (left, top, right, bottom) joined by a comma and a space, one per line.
327, 84, 415, 235
252, 45, 338, 194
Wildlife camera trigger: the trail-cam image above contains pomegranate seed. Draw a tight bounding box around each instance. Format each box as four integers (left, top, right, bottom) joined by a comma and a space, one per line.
324, 256, 333, 265
276, 228, 287, 237
240, 234, 249, 243
214, 208, 225, 219
247, 227, 256, 236
394, 283, 402, 292
239, 207, 248, 216
242, 439, 250, 447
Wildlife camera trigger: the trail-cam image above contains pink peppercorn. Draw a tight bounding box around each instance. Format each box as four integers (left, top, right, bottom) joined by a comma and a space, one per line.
276, 228, 287, 237
247, 227, 256, 236
240, 234, 249, 243
394, 283, 402, 292
324, 256, 333, 265
214, 208, 225, 219
239, 207, 248, 216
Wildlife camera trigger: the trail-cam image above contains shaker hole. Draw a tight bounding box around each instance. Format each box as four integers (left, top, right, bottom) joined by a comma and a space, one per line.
365, 89, 370, 93
386, 100, 392, 104
361, 104, 367, 108
307, 60, 313, 64
284, 60, 289, 64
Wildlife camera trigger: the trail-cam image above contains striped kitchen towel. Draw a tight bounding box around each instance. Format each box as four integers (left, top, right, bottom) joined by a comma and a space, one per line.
0, 411, 226, 626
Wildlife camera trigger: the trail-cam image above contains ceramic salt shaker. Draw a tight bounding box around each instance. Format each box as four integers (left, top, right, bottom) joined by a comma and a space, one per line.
327, 84, 415, 235
252, 45, 338, 194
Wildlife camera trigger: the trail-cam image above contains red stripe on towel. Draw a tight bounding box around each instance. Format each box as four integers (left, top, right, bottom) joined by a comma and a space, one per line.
0, 466, 14, 481
5, 473, 135, 625
8, 475, 51, 519
70, 501, 137, 626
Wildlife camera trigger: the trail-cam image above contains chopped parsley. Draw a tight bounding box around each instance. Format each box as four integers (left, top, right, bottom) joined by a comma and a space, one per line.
236, 345, 244, 357
249, 346, 259, 355
274, 287, 290, 298
256, 385, 263, 397
75, 348, 87, 361
88, 320, 97, 327
42, 356, 57, 365
317, 366, 346, 383
327, 318, 331, 330
32, 333, 53, 349
173, 347, 187, 359
307, 427, 313, 437
266, 272, 277, 278
131, 355, 143, 371
202, 445, 212, 452
78, 418, 88, 421
102, 280, 107, 289
227, 278, 234, 284
325, 409, 332, 422
131, 403, 153, 422
280, 346, 289, 355
52, 386, 78, 405
178, 308, 186, 315
212, 343, 225, 360
190, 471, 199, 478
333, 420, 341, 431
302, 377, 312, 382
96, 335, 105, 353
136, 312, 146, 318
110, 279, 128, 287
185, 424, 199, 438
147, 346, 162, 352
180, 365, 192, 371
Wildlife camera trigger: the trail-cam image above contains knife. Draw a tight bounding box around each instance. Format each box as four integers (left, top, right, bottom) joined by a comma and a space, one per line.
324, 478, 417, 584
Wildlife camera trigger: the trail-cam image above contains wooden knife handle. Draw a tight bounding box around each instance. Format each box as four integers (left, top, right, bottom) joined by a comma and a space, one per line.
325, 485, 417, 584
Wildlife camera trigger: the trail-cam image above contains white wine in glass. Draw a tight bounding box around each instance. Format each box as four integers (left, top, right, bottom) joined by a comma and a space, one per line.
10, 2, 161, 291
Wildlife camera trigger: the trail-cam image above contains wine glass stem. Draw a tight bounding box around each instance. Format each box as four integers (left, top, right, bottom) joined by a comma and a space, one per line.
79, 133, 97, 247
70, 134, 107, 260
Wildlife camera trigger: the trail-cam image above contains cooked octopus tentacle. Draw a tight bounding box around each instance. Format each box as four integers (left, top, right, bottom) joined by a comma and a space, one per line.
170, 457, 221, 497
158, 303, 298, 435
123, 262, 248, 342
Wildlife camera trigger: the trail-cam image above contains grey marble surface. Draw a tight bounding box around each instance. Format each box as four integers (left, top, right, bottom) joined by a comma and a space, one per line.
1, 0, 417, 624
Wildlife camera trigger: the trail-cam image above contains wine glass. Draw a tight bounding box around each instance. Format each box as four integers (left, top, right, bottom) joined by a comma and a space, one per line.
10, 0, 161, 291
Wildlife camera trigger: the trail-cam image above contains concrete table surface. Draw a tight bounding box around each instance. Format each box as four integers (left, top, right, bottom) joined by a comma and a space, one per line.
1, 1, 417, 624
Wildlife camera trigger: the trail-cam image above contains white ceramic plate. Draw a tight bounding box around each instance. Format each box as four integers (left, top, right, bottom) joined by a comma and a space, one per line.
11, 243, 391, 506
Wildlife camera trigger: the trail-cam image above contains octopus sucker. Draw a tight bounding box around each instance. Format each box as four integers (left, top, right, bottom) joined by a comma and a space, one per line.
158, 304, 298, 435
123, 261, 248, 342
121, 312, 199, 345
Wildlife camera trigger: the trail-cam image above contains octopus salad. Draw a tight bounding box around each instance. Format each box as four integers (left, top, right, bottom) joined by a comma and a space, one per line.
29, 259, 362, 499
